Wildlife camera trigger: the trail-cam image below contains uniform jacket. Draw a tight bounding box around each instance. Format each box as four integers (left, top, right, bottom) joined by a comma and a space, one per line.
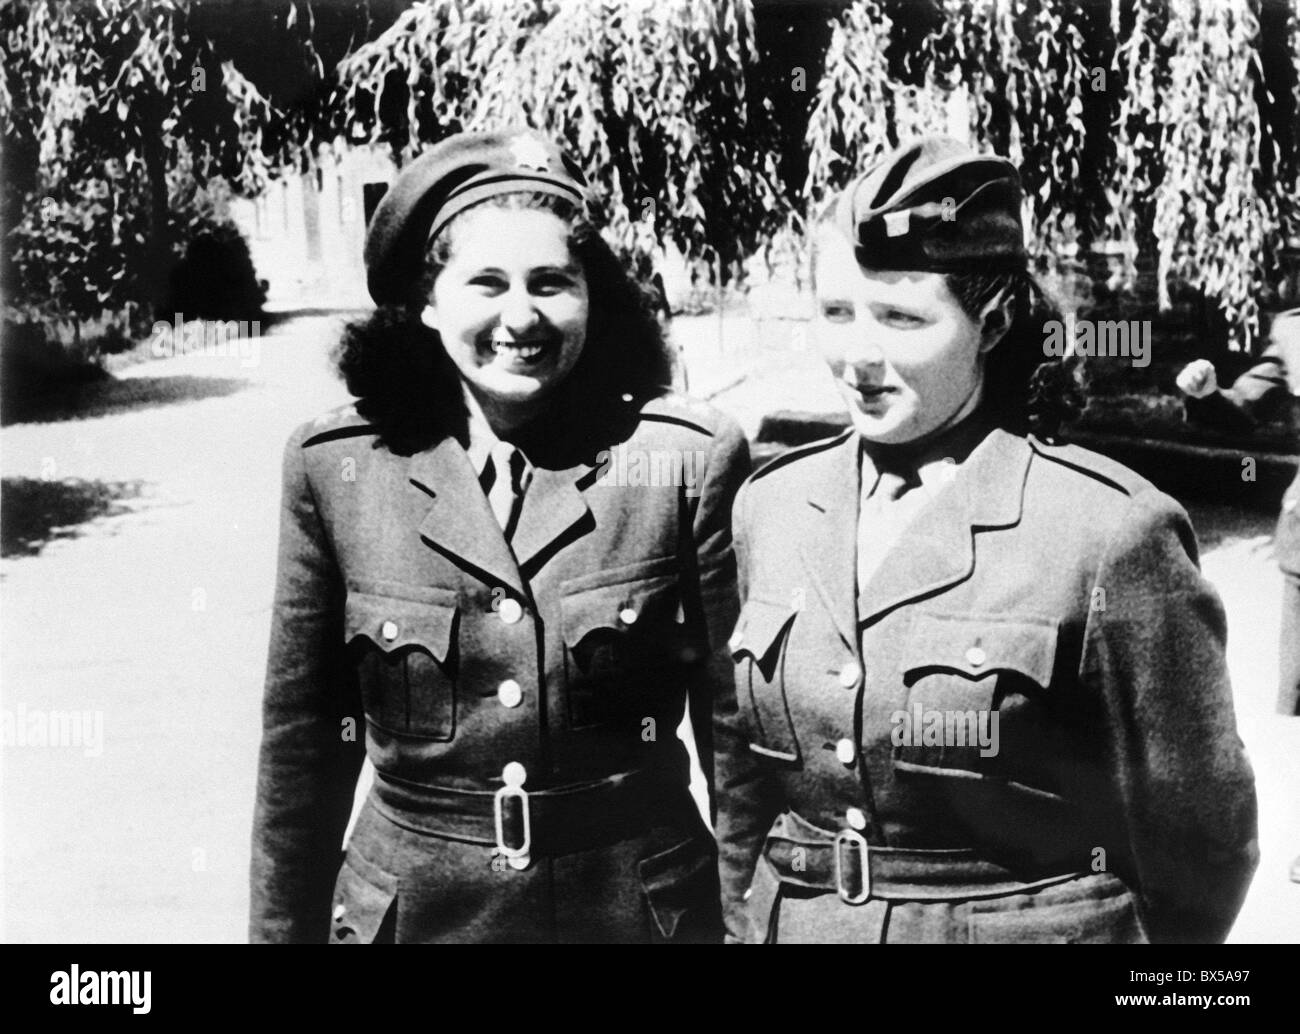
714, 426, 1259, 944
250, 391, 748, 943
1187, 307, 1300, 577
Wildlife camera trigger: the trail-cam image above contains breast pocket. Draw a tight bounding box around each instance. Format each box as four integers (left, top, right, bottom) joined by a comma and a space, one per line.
894, 612, 1058, 777
729, 597, 800, 764
560, 556, 685, 730
345, 585, 459, 741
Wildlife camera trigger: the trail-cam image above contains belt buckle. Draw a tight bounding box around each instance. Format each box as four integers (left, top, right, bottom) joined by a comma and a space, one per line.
493, 783, 532, 870
833, 828, 871, 905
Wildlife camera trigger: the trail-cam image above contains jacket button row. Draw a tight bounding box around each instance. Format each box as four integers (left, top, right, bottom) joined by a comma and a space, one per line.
497, 679, 523, 708
498, 599, 523, 624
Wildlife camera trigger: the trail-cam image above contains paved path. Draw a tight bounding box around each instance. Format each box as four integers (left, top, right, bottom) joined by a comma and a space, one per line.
2, 313, 1296, 942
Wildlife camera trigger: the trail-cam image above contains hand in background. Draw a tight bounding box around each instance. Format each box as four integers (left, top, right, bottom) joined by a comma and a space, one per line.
1176, 359, 1219, 399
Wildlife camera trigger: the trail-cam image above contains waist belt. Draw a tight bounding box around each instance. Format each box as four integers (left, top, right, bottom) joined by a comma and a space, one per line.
764, 810, 1088, 904
370, 767, 696, 868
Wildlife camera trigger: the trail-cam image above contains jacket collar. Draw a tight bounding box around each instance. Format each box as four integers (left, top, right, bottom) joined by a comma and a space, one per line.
799, 425, 1031, 647
407, 434, 595, 595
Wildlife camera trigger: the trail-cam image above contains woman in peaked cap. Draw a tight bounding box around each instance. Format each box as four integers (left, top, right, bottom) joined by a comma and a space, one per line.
250, 130, 749, 943
713, 134, 1258, 943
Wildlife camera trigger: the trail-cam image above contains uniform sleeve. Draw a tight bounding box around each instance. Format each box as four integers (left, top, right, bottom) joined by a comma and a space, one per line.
711, 478, 784, 943
249, 427, 366, 943
1186, 342, 1291, 431
1083, 490, 1259, 943
683, 417, 749, 815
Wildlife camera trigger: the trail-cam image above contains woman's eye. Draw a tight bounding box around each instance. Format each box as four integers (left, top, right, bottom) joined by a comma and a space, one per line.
881, 309, 925, 327
530, 273, 576, 295
820, 302, 853, 322
467, 274, 506, 292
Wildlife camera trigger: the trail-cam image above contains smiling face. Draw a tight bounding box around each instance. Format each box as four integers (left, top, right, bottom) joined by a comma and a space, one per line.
812, 224, 997, 446
421, 205, 589, 426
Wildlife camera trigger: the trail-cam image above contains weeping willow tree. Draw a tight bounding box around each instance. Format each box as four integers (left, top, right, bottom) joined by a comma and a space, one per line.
805, 0, 1300, 351
0, 0, 274, 340
332, 0, 788, 283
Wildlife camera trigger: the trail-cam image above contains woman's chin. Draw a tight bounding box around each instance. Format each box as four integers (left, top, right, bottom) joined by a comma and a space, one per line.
471, 370, 560, 411
849, 407, 910, 445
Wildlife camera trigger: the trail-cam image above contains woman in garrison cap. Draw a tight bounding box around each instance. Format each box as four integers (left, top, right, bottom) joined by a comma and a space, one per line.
249, 130, 748, 943
713, 135, 1258, 943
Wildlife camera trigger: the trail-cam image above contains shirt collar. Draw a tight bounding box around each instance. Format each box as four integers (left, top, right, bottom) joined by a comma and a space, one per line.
462, 389, 537, 480
860, 406, 996, 497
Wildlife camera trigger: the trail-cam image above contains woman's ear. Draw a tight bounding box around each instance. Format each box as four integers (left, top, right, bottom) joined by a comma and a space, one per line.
977, 290, 1013, 355
419, 304, 439, 333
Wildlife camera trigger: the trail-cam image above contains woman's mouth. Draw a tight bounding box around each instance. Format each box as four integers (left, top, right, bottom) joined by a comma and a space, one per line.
483, 335, 557, 367
847, 382, 896, 400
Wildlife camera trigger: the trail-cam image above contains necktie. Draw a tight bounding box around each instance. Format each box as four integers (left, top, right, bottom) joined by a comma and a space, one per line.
857, 467, 921, 593
485, 441, 528, 540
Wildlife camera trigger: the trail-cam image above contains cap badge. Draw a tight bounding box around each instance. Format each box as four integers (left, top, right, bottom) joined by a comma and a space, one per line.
510, 136, 551, 173
884, 210, 910, 237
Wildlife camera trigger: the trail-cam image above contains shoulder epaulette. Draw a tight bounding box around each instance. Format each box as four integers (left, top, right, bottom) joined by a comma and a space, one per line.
302, 424, 379, 448
749, 429, 854, 483
641, 411, 713, 437
1029, 436, 1137, 496
301, 405, 377, 448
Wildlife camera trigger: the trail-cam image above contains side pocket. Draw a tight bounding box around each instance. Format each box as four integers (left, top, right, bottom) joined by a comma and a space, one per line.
730, 598, 800, 764
742, 855, 783, 945
967, 879, 1147, 944
329, 856, 398, 945
638, 837, 723, 943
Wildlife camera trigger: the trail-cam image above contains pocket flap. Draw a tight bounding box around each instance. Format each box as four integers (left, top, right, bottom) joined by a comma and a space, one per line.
729, 598, 797, 670
637, 836, 718, 941
330, 858, 397, 944
903, 612, 1058, 685
561, 568, 680, 648
345, 590, 458, 662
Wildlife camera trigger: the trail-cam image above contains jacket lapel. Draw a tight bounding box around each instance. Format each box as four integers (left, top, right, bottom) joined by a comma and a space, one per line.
799, 432, 862, 652
857, 428, 1031, 625
408, 436, 524, 596
510, 464, 595, 579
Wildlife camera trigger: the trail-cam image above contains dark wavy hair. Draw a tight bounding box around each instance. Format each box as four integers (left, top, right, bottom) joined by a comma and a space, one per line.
335, 192, 674, 455
809, 209, 1081, 439
942, 269, 1082, 438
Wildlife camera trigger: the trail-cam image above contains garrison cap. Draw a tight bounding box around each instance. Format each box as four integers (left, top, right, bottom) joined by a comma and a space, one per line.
364, 130, 590, 306
833, 135, 1027, 272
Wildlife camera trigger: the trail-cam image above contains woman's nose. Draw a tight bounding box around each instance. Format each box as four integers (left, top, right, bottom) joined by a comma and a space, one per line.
498, 286, 540, 334
840, 341, 886, 385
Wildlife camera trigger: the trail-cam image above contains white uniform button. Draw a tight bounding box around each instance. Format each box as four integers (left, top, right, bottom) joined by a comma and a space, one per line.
502, 761, 527, 787
845, 807, 868, 831
965, 645, 987, 668
332, 904, 346, 920
838, 661, 861, 689
728, 629, 744, 651
497, 679, 523, 708
380, 620, 399, 642
498, 598, 523, 624
619, 606, 639, 625
835, 738, 856, 765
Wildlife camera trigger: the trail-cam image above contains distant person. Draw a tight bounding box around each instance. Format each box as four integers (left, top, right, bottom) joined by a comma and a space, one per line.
1177, 308, 1300, 882
249, 131, 748, 943
713, 135, 1259, 943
